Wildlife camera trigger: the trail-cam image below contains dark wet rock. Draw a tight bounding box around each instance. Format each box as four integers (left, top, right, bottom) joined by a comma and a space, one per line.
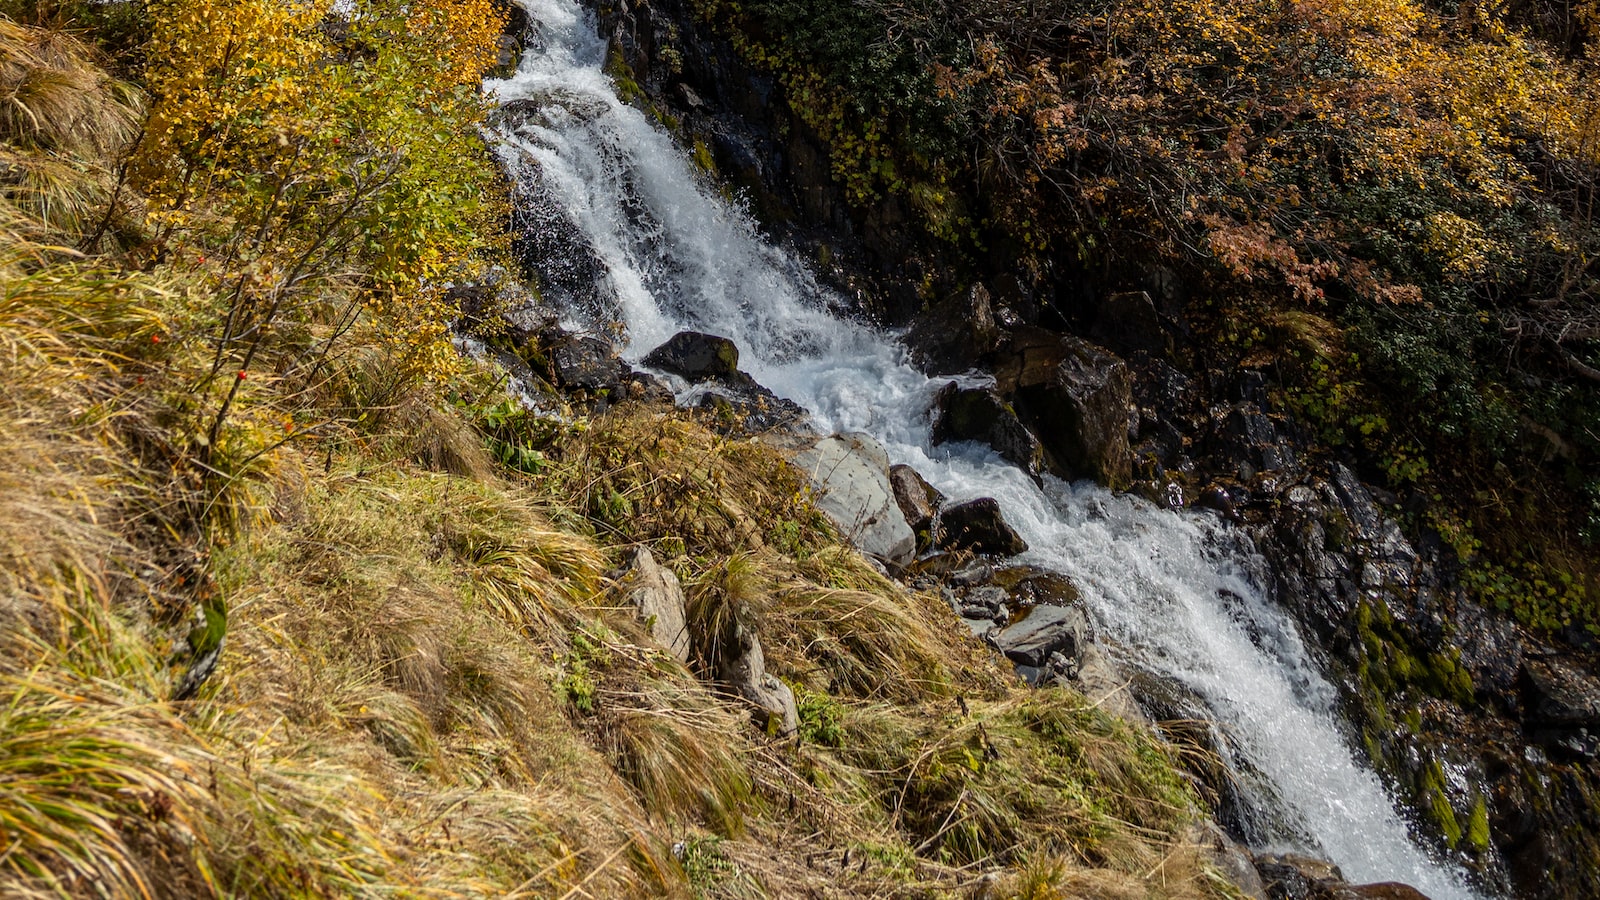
549, 333, 628, 392
1197, 482, 1242, 518
618, 547, 690, 663
991, 604, 1090, 670
1255, 854, 1345, 900
1522, 658, 1600, 729
767, 431, 915, 565
1256, 854, 1432, 900
904, 284, 1000, 374
643, 331, 743, 383
620, 370, 676, 404
1224, 406, 1297, 471
1009, 335, 1136, 489
889, 464, 944, 549
1091, 289, 1174, 357
1338, 885, 1432, 900
930, 382, 1044, 482
936, 498, 1028, 556
693, 386, 808, 434
502, 157, 617, 322
992, 565, 1081, 609
1451, 597, 1525, 705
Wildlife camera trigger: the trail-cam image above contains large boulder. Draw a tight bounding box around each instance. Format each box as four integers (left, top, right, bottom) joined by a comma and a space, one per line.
767, 432, 916, 565
930, 382, 1044, 482
643, 331, 743, 383
903, 283, 1000, 375
936, 497, 1028, 556
1013, 335, 1136, 489
617, 547, 690, 663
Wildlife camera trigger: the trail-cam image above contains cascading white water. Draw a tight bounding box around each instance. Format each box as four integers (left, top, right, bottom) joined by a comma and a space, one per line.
488, 3, 1485, 896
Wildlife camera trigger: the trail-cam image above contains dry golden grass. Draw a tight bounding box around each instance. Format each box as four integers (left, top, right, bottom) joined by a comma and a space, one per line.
1, 16, 142, 247
0, 352, 1240, 899
0, 17, 141, 155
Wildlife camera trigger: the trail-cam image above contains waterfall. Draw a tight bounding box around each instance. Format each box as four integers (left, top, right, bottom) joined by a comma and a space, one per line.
487, 3, 1484, 896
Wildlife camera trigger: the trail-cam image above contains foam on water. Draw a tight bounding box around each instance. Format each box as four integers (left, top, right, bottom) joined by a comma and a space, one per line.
487, 4, 1485, 895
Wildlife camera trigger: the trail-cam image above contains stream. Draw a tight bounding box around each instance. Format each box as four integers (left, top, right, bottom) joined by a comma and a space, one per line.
486, 2, 1485, 895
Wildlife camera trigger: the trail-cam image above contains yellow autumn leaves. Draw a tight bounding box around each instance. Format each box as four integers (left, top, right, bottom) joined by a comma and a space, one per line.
134, 0, 507, 387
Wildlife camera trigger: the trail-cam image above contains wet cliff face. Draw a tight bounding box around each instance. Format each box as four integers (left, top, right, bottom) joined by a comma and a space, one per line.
551, 3, 1600, 895
589, 0, 1104, 327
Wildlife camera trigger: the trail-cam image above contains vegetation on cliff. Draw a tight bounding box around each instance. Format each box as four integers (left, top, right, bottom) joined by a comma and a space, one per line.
0, 2, 1232, 896
690, 0, 1600, 637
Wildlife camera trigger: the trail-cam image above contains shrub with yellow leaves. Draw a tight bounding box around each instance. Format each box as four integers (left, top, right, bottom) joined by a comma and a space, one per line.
133, 0, 507, 460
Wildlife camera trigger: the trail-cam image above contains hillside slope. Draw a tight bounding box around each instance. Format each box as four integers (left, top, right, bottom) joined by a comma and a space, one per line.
0, 4, 1234, 897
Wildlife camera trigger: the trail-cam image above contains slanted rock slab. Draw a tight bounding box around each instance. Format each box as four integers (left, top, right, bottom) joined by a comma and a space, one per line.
992, 604, 1090, 668
767, 431, 916, 565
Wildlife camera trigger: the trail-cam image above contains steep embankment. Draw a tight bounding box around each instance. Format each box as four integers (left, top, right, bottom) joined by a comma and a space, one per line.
0, 3, 1238, 897
588, 0, 1600, 896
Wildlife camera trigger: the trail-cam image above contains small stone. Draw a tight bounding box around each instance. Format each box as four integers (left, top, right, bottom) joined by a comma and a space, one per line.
889, 464, 944, 539
948, 559, 994, 587
618, 547, 690, 663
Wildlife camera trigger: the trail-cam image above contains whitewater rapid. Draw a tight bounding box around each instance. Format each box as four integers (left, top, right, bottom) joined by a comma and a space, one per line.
486, 2, 1484, 896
